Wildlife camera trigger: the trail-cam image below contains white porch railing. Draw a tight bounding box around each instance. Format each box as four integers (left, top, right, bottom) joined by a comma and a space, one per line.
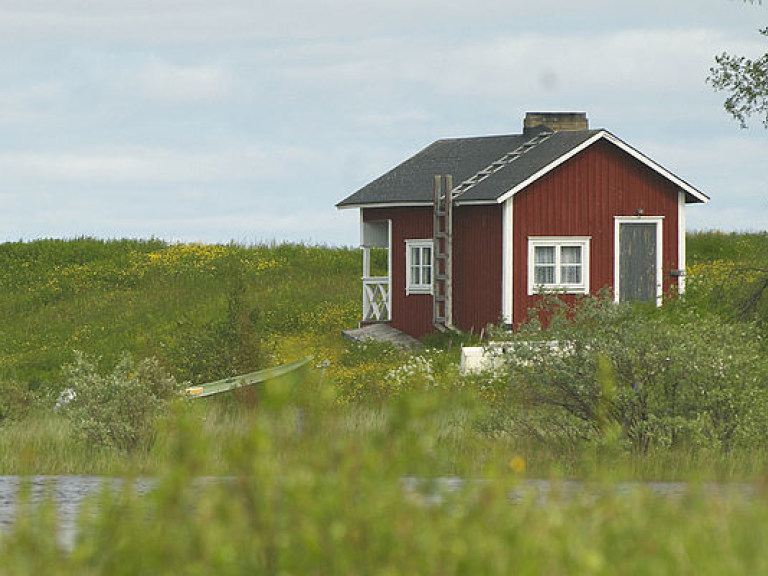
362, 276, 390, 322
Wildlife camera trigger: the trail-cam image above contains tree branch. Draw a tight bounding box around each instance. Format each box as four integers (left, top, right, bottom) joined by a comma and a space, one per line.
707, 28, 768, 128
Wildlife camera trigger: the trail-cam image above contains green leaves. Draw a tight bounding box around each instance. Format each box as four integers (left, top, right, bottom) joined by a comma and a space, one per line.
496, 295, 768, 453
708, 27, 768, 128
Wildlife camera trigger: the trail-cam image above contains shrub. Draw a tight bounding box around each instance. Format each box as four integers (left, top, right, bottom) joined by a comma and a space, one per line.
0, 378, 36, 423
61, 352, 181, 453
488, 296, 768, 453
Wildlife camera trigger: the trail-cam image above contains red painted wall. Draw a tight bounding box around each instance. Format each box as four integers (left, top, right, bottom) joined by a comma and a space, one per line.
511, 139, 680, 325
452, 205, 503, 334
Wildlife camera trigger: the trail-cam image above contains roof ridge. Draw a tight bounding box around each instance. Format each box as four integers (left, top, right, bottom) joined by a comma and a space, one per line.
450, 130, 554, 199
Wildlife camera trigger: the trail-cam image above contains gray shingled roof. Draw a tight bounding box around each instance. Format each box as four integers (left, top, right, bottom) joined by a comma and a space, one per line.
335, 130, 538, 207
454, 130, 600, 203
336, 127, 707, 208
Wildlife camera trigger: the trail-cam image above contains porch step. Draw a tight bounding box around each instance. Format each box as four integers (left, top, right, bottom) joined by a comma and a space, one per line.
341, 323, 422, 350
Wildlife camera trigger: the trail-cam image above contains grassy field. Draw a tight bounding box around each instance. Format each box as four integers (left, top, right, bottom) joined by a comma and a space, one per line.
1, 232, 768, 572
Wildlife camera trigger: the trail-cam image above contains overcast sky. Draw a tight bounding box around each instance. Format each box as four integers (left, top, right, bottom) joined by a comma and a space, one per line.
0, 0, 766, 246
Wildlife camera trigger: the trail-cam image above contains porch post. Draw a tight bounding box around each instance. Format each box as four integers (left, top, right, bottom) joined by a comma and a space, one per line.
362, 245, 371, 278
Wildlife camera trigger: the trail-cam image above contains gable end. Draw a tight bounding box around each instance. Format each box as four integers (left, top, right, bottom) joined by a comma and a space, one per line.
492, 131, 708, 205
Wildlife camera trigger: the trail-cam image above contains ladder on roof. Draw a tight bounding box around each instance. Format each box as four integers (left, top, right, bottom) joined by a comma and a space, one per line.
451, 130, 554, 199
433, 174, 453, 330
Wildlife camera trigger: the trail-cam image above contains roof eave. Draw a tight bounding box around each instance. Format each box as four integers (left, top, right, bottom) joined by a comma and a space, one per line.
336, 201, 434, 210
453, 199, 498, 207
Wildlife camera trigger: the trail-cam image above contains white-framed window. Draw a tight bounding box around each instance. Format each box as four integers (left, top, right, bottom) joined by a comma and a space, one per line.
528, 237, 590, 295
405, 239, 433, 294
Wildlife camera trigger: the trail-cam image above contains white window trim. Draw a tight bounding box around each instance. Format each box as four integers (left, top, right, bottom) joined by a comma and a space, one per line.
528, 237, 591, 295
405, 239, 433, 295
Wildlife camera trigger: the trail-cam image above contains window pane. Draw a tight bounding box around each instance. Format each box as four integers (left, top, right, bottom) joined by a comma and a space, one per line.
411, 247, 420, 266
422, 247, 432, 285
534, 265, 555, 285
561, 265, 582, 284
534, 246, 555, 264
411, 265, 420, 285
561, 246, 581, 264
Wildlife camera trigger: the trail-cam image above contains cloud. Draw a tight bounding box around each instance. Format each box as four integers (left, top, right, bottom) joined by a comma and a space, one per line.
0, 145, 322, 186
279, 28, 729, 102
134, 60, 233, 103
0, 0, 761, 45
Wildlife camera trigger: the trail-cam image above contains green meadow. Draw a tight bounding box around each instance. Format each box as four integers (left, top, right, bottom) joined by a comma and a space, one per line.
1, 232, 768, 573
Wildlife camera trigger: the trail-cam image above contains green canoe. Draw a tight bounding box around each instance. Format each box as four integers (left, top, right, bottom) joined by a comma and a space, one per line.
183, 356, 313, 398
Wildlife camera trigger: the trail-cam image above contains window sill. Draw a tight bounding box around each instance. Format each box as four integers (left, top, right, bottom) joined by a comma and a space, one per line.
528, 285, 588, 296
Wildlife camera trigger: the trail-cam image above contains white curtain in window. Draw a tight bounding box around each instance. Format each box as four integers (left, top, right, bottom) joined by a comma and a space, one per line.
560, 246, 582, 284
421, 247, 432, 285
534, 246, 556, 284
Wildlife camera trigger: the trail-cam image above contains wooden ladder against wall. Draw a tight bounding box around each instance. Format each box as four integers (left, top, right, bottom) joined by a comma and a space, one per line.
433, 174, 453, 330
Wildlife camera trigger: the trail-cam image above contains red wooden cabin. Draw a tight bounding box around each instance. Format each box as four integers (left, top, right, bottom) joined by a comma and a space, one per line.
337, 112, 708, 338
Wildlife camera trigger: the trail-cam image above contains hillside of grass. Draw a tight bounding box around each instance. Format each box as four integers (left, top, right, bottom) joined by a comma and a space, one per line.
687, 230, 768, 265
1, 232, 767, 411
0, 238, 361, 391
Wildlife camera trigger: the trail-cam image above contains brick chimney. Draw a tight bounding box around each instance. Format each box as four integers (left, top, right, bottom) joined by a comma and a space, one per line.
523, 112, 589, 134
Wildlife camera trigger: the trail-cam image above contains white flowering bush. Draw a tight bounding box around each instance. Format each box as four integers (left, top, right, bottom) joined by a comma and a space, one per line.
377, 347, 466, 397
382, 355, 435, 395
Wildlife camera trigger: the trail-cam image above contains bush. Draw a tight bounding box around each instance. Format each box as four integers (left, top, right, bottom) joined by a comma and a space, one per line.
61, 352, 181, 453
0, 379, 36, 423
488, 296, 768, 453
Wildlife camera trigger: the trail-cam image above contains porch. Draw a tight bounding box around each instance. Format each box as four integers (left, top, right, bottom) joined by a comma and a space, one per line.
341, 323, 422, 350
360, 219, 391, 323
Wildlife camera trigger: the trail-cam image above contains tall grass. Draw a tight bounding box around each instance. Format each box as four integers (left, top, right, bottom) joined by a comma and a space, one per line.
0, 412, 137, 475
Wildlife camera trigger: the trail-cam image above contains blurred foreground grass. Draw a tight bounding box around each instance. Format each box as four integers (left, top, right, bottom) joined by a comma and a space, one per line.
3, 384, 768, 574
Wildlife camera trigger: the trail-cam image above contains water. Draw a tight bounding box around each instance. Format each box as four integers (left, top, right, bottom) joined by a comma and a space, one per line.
0, 475, 153, 550
401, 477, 756, 505
0, 475, 757, 551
